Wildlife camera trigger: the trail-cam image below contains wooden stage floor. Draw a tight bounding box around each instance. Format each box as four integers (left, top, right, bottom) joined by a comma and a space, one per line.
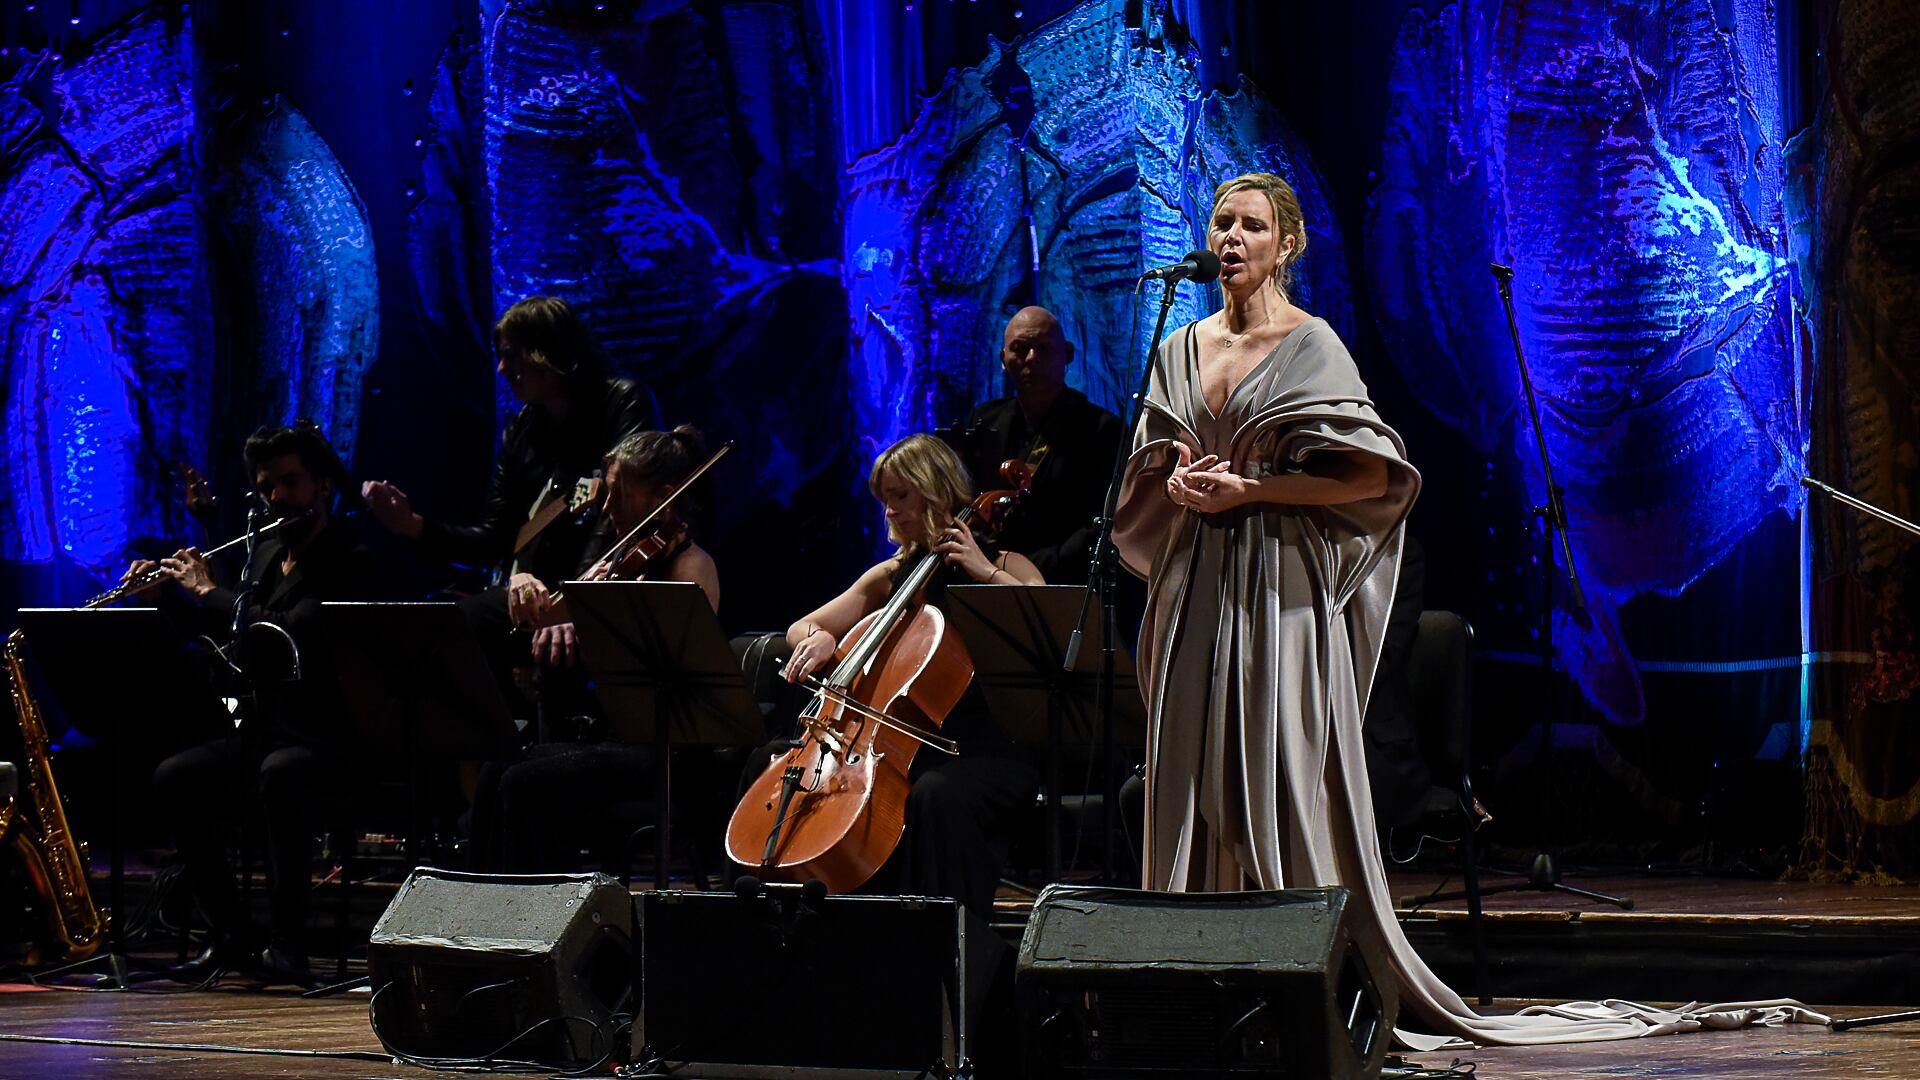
0, 872, 1911, 1077
0, 983, 1913, 1079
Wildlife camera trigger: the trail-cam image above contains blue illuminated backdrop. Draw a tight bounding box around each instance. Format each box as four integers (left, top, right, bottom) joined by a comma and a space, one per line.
844, 0, 1350, 458
0, 0, 1840, 855
1368, 0, 1805, 725
0, 9, 210, 581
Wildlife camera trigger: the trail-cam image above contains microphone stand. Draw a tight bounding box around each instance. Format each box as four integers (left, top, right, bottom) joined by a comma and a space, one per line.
1066, 271, 1191, 883
1471, 262, 1632, 909
1796, 484, 1920, 1032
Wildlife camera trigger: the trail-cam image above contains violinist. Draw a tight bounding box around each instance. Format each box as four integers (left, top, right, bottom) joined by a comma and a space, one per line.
515, 425, 719, 664
777, 433, 1043, 919
136, 422, 384, 985
362, 296, 658, 735
958, 307, 1124, 585
481, 426, 723, 873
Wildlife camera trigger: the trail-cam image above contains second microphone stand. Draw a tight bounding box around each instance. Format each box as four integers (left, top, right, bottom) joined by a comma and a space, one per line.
1453, 263, 1632, 910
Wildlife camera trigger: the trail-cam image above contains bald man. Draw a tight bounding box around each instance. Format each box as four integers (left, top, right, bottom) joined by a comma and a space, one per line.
961, 307, 1124, 584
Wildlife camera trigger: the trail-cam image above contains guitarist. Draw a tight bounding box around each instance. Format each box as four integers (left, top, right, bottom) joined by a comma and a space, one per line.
362, 296, 657, 737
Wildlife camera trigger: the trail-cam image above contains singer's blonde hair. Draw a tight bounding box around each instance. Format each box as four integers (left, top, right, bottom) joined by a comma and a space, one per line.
1211, 172, 1309, 291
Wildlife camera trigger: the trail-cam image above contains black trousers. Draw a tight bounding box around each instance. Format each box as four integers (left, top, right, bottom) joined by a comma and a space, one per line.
152, 736, 331, 957
494, 742, 653, 872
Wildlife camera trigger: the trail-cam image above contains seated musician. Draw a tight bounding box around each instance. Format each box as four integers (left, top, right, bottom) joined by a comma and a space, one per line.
958, 306, 1124, 585
361, 296, 658, 738
480, 427, 723, 873
775, 433, 1043, 920
132, 422, 381, 984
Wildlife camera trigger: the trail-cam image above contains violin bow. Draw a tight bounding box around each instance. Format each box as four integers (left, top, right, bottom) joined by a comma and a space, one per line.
590, 440, 734, 569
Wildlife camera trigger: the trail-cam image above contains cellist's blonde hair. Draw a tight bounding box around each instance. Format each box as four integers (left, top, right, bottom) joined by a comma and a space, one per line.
869, 434, 973, 558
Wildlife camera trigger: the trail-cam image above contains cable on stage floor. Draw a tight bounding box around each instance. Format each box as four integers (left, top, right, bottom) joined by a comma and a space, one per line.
365, 982, 628, 1075
0, 1031, 393, 1063
1383, 1055, 1478, 1077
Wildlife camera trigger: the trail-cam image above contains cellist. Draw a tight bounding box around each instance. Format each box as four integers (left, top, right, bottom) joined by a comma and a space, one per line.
778, 433, 1043, 919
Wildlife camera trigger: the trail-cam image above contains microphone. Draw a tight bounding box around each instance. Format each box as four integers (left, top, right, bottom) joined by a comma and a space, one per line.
1141, 250, 1221, 283
1489, 262, 1515, 283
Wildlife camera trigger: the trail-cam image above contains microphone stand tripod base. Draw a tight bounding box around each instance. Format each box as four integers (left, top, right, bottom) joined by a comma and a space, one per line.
1468, 853, 1634, 909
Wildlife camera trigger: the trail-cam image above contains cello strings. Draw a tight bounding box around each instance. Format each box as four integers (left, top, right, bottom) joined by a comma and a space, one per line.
795, 675, 961, 755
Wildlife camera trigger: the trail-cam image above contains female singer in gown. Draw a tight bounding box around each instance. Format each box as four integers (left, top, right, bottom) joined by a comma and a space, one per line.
1113, 173, 1818, 1046
780, 433, 1044, 919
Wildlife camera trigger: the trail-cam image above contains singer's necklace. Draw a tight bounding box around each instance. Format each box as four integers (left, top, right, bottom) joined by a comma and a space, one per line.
1219, 304, 1275, 349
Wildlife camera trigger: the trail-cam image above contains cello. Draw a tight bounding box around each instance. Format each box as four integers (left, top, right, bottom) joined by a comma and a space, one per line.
725, 462, 1030, 892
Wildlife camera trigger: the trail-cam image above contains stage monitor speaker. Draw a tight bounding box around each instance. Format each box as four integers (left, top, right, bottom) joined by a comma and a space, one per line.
1017, 885, 1397, 1079
367, 868, 633, 1070
631, 883, 1009, 1078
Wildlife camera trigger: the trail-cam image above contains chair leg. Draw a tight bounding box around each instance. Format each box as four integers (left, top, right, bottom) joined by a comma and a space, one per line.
687, 835, 713, 892
1459, 774, 1490, 1006
335, 827, 353, 983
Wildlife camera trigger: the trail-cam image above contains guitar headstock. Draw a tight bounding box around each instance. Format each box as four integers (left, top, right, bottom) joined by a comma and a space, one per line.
179, 462, 217, 527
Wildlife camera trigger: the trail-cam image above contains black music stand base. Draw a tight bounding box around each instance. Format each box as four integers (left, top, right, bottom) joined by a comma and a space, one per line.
946, 585, 1144, 885
564, 582, 764, 891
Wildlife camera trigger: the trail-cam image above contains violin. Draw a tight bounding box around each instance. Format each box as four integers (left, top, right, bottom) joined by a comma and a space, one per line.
724, 459, 1032, 893
528, 443, 731, 628
599, 507, 688, 580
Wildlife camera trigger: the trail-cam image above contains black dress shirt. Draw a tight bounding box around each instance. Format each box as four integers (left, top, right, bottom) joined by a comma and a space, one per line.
962, 388, 1124, 585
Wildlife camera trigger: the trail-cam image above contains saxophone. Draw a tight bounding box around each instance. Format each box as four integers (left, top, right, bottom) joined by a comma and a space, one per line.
0, 629, 104, 963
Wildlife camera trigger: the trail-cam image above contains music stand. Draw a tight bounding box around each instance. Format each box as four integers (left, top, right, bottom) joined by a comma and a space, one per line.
564, 581, 765, 889
321, 603, 518, 859
14, 607, 229, 985
945, 585, 1146, 883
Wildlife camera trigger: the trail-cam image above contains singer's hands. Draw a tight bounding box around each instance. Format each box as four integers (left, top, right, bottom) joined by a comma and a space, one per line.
361, 480, 424, 539
1166, 444, 1242, 511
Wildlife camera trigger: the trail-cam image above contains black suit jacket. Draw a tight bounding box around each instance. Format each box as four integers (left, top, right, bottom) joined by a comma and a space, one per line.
166, 517, 385, 744
962, 389, 1124, 584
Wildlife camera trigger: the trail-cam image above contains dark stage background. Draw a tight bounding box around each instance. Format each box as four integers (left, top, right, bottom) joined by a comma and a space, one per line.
1, 0, 1914, 875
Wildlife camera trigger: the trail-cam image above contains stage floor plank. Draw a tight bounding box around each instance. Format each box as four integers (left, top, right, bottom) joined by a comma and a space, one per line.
1, 983, 1916, 1079
1388, 871, 1920, 921
0, 985, 391, 1079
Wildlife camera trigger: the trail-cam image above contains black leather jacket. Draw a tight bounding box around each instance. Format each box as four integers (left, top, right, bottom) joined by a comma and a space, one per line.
419, 377, 658, 585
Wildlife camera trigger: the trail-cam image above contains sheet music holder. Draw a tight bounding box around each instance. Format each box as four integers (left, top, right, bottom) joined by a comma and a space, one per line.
944, 585, 1146, 883
321, 603, 517, 868
320, 603, 516, 762
14, 607, 234, 983
563, 581, 764, 888
16, 607, 228, 747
